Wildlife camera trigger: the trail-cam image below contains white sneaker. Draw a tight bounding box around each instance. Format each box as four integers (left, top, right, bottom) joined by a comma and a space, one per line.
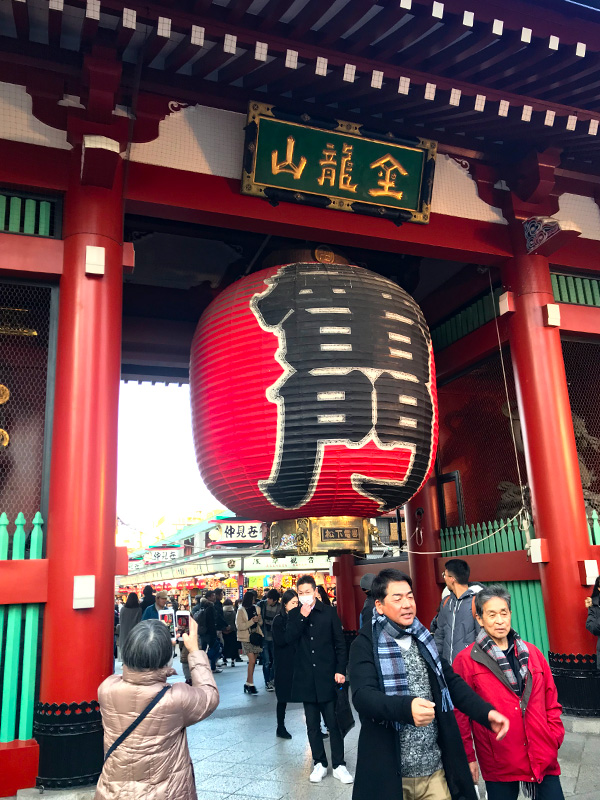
310, 763, 328, 783
332, 765, 354, 784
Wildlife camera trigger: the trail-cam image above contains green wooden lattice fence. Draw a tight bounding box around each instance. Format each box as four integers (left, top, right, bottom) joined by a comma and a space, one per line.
587, 509, 600, 545
0, 192, 58, 238
551, 273, 600, 307
0, 512, 44, 743
431, 288, 502, 351
440, 517, 533, 556
497, 580, 549, 657
431, 273, 600, 353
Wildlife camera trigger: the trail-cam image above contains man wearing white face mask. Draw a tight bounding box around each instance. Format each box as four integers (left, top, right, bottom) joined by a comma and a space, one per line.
285, 574, 353, 785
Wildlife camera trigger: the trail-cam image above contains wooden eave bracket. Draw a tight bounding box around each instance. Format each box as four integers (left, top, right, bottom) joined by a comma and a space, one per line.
523, 216, 581, 256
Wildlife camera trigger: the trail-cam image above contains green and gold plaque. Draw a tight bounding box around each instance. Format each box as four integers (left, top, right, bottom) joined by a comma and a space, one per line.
242, 102, 436, 224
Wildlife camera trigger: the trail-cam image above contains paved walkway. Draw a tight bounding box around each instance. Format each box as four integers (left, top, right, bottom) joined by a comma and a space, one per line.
186, 658, 357, 800
11, 654, 600, 799
180, 656, 599, 800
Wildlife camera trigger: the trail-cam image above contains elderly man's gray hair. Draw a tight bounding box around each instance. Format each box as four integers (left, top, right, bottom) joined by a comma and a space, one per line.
122, 619, 173, 670
475, 584, 511, 617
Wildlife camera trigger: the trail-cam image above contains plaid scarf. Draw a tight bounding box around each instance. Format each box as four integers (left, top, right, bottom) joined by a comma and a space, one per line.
372, 609, 453, 731
476, 627, 529, 694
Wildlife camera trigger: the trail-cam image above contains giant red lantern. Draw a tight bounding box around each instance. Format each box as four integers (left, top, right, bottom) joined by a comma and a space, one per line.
190, 261, 438, 543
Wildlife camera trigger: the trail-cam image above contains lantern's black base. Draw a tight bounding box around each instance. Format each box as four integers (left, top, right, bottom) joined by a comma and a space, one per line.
549, 652, 600, 717
34, 700, 103, 788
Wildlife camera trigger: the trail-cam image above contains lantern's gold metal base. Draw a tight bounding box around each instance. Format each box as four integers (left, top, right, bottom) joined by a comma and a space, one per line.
270, 516, 376, 557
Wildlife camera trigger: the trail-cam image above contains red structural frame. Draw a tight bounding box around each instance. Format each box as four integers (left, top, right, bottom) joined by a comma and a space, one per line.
0, 107, 599, 799
0, 141, 599, 274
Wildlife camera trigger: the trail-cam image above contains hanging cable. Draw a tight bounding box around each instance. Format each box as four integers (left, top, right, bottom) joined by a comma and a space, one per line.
486, 269, 532, 550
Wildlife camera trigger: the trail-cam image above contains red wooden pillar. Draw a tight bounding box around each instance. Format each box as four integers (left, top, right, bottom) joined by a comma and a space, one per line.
333, 553, 358, 631
405, 476, 442, 629
35, 144, 124, 787
502, 254, 593, 662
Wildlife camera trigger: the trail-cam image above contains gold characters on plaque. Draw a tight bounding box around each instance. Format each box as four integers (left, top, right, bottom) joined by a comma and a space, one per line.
368, 154, 408, 201
271, 136, 307, 180
271, 139, 409, 200
317, 143, 358, 192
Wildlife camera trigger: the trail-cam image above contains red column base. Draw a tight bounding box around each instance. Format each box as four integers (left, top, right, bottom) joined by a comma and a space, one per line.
0, 740, 39, 797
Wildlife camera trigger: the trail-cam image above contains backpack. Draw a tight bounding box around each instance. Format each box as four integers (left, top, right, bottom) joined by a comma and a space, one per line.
443, 593, 476, 619
193, 604, 208, 635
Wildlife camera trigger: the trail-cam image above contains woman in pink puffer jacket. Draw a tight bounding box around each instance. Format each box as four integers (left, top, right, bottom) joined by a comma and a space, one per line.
95, 616, 219, 800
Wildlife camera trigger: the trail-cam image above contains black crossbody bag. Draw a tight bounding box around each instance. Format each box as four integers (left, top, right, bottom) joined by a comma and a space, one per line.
248, 605, 264, 647
104, 684, 172, 763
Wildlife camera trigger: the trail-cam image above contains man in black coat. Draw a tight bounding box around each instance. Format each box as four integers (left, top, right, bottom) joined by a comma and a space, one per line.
286, 574, 353, 786
349, 568, 509, 800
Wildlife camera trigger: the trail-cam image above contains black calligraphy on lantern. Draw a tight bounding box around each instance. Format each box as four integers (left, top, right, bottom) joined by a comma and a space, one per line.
251, 263, 435, 512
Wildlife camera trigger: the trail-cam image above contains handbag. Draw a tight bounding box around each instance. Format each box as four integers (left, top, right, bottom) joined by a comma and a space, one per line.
248, 605, 264, 647
104, 684, 171, 763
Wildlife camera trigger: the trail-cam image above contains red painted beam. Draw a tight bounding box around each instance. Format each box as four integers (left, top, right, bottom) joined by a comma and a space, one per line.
125, 165, 512, 263
560, 303, 600, 339
435, 316, 509, 385
0, 140, 70, 191
551, 237, 600, 272
0, 740, 38, 796
0, 232, 63, 278
0, 558, 49, 604
421, 265, 501, 327
434, 551, 540, 583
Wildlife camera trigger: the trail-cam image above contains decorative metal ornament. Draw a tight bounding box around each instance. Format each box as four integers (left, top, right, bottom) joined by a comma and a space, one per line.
0, 384, 9, 405
270, 516, 370, 556
191, 261, 438, 529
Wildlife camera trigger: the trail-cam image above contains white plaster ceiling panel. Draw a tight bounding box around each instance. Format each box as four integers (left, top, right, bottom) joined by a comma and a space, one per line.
555, 193, 600, 241
0, 81, 70, 150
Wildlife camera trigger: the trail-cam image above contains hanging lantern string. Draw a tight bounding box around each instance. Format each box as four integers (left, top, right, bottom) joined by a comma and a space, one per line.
354, 506, 530, 560
402, 508, 528, 556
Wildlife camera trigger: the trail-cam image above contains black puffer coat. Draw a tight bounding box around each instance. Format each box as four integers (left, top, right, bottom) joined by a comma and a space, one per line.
285, 601, 346, 703
349, 621, 494, 800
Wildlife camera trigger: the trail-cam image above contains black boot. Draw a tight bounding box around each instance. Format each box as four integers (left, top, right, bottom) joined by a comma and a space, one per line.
276, 727, 292, 739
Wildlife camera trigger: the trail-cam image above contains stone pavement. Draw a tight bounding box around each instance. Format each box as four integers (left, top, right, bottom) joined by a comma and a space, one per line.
10, 653, 600, 800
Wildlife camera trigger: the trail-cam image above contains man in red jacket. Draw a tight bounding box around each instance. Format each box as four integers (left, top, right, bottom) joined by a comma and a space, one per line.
453, 584, 564, 800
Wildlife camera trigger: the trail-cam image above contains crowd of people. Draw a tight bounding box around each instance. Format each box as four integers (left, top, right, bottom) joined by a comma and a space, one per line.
100, 560, 589, 800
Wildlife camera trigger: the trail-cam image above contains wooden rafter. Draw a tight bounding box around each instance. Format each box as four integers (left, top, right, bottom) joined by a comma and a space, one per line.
164, 31, 203, 73
344, 6, 410, 56
316, 1, 374, 48
11, 0, 29, 41
288, 0, 330, 39
191, 40, 233, 79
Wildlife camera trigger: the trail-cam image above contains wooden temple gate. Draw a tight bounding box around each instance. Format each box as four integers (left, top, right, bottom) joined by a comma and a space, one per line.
0, 0, 599, 793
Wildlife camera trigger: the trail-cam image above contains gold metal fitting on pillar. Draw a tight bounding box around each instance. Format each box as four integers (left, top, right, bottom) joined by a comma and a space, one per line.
270, 516, 372, 557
